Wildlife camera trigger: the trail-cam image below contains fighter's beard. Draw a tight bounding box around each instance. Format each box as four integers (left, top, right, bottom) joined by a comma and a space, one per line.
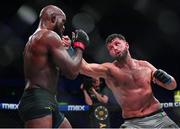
54, 28, 63, 38
115, 49, 128, 62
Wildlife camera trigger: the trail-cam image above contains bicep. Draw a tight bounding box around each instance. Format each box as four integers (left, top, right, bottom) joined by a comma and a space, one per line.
44, 31, 69, 65
143, 61, 157, 77
45, 32, 79, 77
48, 37, 72, 68
53, 48, 72, 66
144, 61, 157, 72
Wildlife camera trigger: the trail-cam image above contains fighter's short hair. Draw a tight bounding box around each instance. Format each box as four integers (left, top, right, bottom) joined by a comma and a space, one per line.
105, 33, 126, 45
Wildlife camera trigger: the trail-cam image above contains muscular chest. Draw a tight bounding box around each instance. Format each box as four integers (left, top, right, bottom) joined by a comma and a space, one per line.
107, 66, 152, 88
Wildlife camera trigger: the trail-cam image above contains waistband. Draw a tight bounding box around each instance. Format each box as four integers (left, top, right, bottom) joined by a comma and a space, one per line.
124, 108, 164, 120
25, 84, 56, 95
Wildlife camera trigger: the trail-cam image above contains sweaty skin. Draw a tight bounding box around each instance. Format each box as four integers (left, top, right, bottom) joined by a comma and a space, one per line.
21, 5, 85, 128
81, 37, 177, 119
24, 7, 82, 94
101, 60, 159, 118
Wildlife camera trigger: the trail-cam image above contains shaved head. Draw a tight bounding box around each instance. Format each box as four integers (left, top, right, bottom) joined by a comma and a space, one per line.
38, 5, 66, 36
39, 5, 65, 20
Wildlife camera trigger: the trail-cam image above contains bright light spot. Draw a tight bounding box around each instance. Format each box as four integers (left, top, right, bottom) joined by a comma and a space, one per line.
17, 5, 37, 24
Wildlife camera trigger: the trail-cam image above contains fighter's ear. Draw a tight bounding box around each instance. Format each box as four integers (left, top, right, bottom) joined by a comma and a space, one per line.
50, 13, 56, 23
126, 42, 129, 49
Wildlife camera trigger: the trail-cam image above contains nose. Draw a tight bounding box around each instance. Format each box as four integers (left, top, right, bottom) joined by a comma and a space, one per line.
113, 45, 118, 50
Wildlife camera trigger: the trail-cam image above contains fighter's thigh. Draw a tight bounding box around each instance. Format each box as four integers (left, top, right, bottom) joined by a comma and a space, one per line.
25, 114, 52, 128
58, 117, 72, 128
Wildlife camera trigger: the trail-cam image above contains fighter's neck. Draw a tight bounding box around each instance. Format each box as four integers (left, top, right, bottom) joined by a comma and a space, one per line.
115, 54, 136, 69
38, 21, 53, 30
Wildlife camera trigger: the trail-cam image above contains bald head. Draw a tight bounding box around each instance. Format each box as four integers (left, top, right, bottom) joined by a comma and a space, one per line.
39, 5, 65, 20
38, 5, 66, 36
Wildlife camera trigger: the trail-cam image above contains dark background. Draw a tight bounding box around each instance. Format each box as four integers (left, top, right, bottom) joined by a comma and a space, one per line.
0, 0, 180, 127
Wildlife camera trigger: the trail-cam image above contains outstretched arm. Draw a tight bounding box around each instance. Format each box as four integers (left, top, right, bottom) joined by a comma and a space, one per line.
80, 59, 108, 79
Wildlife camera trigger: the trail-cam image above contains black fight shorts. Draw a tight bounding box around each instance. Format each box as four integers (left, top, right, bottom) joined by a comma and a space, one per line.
18, 87, 64, 128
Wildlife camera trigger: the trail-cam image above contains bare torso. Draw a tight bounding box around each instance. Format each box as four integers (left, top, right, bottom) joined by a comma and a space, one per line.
24, 30, 59, 94
104, 60, 161, 118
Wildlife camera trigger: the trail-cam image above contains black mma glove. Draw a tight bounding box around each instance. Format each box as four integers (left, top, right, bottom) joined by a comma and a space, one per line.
72, 29, 90, 50
154, 69, 172, 84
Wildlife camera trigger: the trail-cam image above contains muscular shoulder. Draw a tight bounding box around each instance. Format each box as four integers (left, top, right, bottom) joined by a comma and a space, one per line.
41, 30, 61, 43
137, 60, 156, 71
40, 30, 63, 49
138, 60, 150, 66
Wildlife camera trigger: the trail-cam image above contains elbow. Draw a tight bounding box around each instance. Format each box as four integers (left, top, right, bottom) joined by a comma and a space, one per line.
71, 68, 80, 79
71, 73, 79, 79
87, 101, 93, 106
65, 72, 79, 80
63, 66, 80, 80
103, 96, 109, 104
65, 75, 76, 80
63, 69, 79, 80
68, 65, 81, 79
103, 98, 109, 104
102, 100, 108, 104
85, 99, 93, 105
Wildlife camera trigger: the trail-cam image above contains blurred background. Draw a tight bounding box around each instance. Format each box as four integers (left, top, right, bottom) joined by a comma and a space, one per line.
0, 0, 180, 128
